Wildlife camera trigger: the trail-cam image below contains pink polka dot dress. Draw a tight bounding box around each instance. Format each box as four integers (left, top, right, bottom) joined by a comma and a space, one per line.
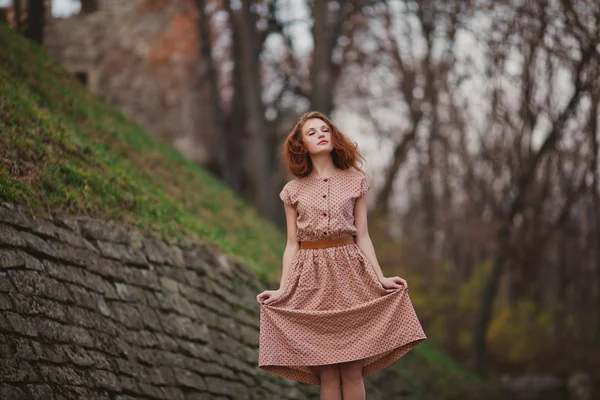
258, 166, 427, 385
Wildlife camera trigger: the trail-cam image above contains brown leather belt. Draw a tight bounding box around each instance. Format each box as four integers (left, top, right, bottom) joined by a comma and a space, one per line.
299, 235, 355, 249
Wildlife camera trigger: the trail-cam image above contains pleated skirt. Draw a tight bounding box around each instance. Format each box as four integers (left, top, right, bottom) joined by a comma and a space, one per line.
258, 243, 427, 385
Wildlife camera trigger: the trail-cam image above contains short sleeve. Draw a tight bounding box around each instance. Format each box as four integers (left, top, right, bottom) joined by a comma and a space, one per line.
358, 173, 370, 198
279, 184, 292, 206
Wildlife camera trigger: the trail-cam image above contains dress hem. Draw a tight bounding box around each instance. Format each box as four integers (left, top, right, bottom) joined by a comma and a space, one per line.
258, 335, 427, 385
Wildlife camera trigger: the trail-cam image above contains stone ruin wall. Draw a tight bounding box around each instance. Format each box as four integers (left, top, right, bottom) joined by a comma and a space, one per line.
42, 0, 211, 163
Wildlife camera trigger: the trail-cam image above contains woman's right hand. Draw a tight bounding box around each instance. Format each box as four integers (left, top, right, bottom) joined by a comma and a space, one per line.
257, 288, 284, 305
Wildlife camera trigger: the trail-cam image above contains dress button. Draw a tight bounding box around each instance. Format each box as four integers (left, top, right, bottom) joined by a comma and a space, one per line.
323, 212, 327, 216
323, 232, 328, 235
323, 195, 326, 198
323, 178, 328, 182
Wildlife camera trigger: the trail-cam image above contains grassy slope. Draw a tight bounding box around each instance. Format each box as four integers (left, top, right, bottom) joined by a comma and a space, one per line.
0, 24, 500, 399
0, 23, 285, 284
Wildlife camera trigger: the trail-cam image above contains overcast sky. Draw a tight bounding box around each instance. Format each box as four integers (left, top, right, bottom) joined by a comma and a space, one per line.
0, 0, 80, 16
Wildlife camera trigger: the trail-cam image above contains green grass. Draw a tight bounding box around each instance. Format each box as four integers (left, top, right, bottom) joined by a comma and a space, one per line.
0, 23, 501, 398
0, 23, 283, 284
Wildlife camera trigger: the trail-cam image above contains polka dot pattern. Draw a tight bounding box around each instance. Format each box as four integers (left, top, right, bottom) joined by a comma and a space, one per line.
258, 167, 427, 385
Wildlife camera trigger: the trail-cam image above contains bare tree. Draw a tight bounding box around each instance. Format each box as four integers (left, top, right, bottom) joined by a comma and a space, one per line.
12, 0, 22, 32
195, 0, 379, 221
467, 0, 600, 369
342, 0, 600, 373
24, 0, 44, 44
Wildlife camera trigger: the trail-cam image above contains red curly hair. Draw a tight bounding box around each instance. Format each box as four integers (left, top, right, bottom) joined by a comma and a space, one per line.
280, 111, 367, 177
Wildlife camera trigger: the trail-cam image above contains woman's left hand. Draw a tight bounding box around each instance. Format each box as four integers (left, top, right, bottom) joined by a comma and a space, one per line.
379, 276, 408, 290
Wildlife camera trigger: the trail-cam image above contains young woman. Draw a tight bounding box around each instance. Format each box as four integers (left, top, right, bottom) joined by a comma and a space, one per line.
257, 111, 427, 400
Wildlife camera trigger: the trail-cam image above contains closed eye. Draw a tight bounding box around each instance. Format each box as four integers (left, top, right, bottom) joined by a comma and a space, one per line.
307, 128, 328, 135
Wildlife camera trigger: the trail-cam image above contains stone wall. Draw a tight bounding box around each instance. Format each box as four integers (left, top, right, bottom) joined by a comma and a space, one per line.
0, 202, 406, 399
0, 201, 321, 399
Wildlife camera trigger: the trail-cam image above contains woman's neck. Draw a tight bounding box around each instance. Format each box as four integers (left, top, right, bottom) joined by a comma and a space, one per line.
309, 155, 339, 178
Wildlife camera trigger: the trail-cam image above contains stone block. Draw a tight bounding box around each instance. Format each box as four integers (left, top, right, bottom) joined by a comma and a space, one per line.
160, 276, 180, 292
8, 270, 72, 302
24, 384, 54, 400
183, 357, 237, 380
115, 282, 147, 302
10, 293, 68, 321
0, 359, 40, 382
19, 231, 58, 259
31, 340, 66, 363
204, 376, 249, 399
31, 219, 97, 251
89, 369, 122, 392
135, 304, 163, 331
0, 249, 25, 269
36, 318, 95, 347
0, 224, 26, 247
175, 340, 220, 363
44, 259, 113, 294
0, 292, 12, 310
160, 386, 185, 400
159, 313, 210, 342
64, 282, 103, 310
239, 323, 259, 347
109, 301, 145, 330
146, 365, 177, 386
6, 312, 39, 337
68, 305, 119, 335
0, 207, 33, 229
154, 332, 180, 351
0, 271, 15, 292
0, 384, 28, 400
143, 238, 184, 266
122, 329, 159, 348
173, 368, 207, 391
117, 375, 139, 394
137, 381, 168, 399
97, 240, 147, 266
61, 344, 94, 366
120, 265, 161, 289
12, 338, 36, 360
79, 220, 132, 244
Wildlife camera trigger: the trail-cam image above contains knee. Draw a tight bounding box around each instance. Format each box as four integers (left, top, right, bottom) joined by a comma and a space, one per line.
339, 361, 363, 383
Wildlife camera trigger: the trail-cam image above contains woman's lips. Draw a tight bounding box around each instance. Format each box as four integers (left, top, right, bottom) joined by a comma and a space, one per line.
318, 140, 328, 145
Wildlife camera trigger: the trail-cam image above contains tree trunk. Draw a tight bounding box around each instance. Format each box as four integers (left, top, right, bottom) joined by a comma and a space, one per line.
222, 0, 249, 194
80, 0, 99, 14
588, 95, 600, 338
374, 124, 418, 215
310, 0, 334, 114
13, 0, 22, 32
233, 0, 274, 218
194, 0, 233, 184
24, 0, 45, 45
473, 224, 510, 370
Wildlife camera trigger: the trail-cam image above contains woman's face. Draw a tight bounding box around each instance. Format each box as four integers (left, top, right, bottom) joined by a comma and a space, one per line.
302, 118, 334, 156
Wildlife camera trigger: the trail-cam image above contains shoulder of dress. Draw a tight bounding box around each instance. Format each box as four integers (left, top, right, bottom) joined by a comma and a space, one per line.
282, 177, 298, 190
348, 166, 366, 177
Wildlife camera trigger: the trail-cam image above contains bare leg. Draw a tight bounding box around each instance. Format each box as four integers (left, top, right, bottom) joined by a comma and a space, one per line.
319, 364, 342, 400
339, 360, 366, 400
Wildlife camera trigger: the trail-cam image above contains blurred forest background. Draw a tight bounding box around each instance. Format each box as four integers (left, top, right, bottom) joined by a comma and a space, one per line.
2, 0, 599, 395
